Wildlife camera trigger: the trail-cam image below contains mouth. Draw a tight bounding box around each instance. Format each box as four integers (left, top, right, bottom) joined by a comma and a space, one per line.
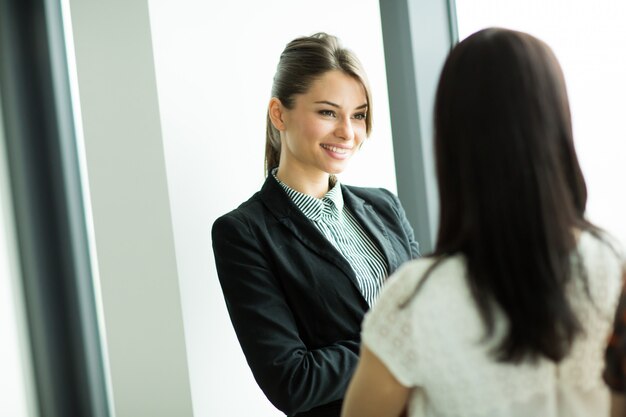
320, 144, 352, 154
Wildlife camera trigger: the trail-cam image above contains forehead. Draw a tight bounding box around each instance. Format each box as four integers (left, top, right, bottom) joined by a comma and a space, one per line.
301, 70, 367, 106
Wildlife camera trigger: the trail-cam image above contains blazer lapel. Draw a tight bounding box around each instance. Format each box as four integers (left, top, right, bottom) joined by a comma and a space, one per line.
342, 186, 400, 273
259, 176, 362, 291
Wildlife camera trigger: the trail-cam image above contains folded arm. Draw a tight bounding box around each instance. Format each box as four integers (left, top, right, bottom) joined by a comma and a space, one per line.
212, 214, 360, 415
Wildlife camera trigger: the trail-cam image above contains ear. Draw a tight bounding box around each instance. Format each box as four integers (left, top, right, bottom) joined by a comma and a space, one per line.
268, 97, 287, 131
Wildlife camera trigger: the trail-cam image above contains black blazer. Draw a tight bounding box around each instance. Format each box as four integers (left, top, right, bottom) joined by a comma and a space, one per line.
212, 175, 419, 417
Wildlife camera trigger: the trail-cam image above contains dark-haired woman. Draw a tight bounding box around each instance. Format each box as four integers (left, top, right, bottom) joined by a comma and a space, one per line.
212, 33, 419, 417
342, 28, 623, 417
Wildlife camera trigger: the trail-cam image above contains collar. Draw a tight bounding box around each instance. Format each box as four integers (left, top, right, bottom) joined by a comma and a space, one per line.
271, 168, 344, 222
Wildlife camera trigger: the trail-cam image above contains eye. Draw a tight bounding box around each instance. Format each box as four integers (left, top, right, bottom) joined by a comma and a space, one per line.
319, 110, 336, 117
352, 112, 367, 121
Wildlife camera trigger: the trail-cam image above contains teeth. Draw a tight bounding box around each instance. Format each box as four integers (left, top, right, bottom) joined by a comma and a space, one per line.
322, 144, 348, 154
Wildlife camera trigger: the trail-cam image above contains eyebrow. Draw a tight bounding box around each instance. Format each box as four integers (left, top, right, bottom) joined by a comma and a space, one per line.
314, 100, 368, 110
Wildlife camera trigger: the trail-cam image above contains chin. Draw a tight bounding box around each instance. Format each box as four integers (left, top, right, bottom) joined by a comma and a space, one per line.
325, 165, 348, 175
323, 160, 351, 175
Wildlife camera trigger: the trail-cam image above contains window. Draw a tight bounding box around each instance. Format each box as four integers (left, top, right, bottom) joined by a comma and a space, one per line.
455, 0, 626, 246
0, 117, 32, 417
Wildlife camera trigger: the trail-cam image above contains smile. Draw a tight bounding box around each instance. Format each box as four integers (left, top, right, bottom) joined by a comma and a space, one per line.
321, 144, 351, 154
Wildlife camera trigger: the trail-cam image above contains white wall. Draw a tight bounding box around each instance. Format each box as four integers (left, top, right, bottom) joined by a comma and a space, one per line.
147, 1, 397, 415
455, 0, 626, 247
65, 1, 193, 416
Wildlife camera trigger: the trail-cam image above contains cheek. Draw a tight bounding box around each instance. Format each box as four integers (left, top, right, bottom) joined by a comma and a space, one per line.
297, 118, 327, 142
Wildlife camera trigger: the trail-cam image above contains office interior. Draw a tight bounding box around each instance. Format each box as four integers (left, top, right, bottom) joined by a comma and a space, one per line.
1, 0, 625, 416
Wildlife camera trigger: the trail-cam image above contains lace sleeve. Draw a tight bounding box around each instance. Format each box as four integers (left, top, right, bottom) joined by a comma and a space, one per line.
361, 261, 425, 388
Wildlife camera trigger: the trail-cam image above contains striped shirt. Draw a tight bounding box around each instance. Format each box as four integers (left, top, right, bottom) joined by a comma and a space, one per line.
272, 170, 389, 306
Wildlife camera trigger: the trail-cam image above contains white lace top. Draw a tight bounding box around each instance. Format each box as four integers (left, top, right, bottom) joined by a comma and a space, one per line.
362, 231, 623, 417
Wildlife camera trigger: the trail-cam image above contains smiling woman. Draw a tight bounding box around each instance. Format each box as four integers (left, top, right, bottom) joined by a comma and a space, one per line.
211, 33, 420, 417
269, 70, 368, 197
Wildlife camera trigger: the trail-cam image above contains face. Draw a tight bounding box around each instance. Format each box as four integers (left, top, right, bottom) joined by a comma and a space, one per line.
275, 70, 368, 179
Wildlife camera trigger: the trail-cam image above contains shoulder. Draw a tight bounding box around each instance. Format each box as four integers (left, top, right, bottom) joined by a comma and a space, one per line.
343, 185, 397, 202
343, 185, 401, 210
580, 229, 625, 260
361, 256, 465, 386
211, 191, 266, 238
379, 256, 465, 306
578, 229, 625, 312
578, 229, 624, 285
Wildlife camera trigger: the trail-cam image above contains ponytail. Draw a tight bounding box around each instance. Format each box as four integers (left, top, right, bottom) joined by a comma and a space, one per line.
265, 112, 281, 176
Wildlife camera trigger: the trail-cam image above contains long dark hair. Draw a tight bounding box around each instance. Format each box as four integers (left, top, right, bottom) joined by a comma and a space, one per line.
432, 28, 592, 363
265, 33, 372, 176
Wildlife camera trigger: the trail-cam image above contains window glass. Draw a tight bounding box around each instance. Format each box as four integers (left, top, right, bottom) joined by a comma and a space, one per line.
0, 100, 34, 417
455, 0, 626, 246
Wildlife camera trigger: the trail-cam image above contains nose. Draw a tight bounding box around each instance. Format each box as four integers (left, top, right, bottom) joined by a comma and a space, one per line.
335, 116, 355, 142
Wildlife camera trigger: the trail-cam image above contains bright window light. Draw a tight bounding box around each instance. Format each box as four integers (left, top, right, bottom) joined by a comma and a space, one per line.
455, 0, 626, 247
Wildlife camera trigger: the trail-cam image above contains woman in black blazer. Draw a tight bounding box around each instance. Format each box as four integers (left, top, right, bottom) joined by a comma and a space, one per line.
212, 33, 419, 417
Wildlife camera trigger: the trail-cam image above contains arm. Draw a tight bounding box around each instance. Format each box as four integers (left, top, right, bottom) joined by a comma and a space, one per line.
342, 344, 410, 417
212, 213, 359, 415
